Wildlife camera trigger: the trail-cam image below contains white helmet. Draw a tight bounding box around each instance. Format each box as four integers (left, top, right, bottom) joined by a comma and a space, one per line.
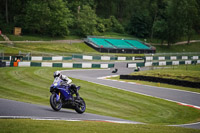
54, 71, 61, 78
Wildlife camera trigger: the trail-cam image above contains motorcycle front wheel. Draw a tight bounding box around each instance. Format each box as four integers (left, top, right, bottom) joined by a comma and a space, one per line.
75, 97, 86, 114
50, 93, 62, 111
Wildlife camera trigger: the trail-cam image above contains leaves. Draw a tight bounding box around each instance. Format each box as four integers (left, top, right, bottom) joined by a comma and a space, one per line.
0, 0, 199, 39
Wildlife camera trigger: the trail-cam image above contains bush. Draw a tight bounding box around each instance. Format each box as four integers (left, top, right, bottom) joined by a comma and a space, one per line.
110, 16, 124, 33
76, 5, 97, 36
96, 18, 106, 33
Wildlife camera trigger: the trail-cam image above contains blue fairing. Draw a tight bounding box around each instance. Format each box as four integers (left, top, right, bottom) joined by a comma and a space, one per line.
50, 77, 73, 101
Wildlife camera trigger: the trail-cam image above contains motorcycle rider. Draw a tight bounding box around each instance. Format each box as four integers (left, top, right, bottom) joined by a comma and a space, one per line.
53, 71, 79, 98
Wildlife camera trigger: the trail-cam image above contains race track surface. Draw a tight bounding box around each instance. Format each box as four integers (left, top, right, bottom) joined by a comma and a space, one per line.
0, 98, 140, 124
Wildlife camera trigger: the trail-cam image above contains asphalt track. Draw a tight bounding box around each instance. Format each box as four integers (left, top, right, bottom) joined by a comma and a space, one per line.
0, 98, 139, 124
1, 62, 200, 129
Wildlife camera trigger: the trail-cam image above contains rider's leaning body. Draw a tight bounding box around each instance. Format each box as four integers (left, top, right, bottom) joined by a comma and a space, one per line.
53, 71, 79, 98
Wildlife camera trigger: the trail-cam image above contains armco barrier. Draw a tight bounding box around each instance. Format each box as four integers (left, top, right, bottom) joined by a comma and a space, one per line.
1, 55, 200, 61
0, 61, 6, 67
127, 60, 200, 68
18, 62, 31, 67
14, 62, 115, 68
31, 56, 42, 61
120, 75, 200, 88
0, 55, 143, 61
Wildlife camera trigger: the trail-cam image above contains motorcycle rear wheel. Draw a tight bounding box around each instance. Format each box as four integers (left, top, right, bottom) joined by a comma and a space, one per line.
75, 97, 86, 114
50, 93, 62, 111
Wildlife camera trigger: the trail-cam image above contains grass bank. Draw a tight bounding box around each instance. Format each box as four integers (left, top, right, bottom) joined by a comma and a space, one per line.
0, 43, 97, 56
7, 34, 81, 41
1, 119, 200, 133
0, 43, 143, 56
153, 42, 200, 53
0, 67, 200, 124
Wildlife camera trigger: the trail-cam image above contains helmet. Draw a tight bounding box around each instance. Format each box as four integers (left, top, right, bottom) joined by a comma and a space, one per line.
54, 71, 61, 78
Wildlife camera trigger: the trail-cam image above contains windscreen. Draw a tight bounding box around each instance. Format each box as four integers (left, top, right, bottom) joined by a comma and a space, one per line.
53, 77, 60, 84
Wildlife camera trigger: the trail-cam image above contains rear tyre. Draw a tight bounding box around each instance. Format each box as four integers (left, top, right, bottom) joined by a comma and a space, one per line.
75, 97, 86, 114
50, 93, 62, 111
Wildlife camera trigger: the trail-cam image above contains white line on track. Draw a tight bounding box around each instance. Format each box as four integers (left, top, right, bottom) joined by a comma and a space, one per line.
98, 75, 200, 95
95, 76, 200, 111
169, 122, 200, 127
0, 116, 140, 124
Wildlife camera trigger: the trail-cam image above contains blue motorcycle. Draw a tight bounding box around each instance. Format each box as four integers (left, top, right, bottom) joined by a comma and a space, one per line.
49, 77, 86, 114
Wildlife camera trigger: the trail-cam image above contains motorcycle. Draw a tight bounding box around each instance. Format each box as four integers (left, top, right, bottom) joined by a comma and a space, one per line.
49, 77, 86, 114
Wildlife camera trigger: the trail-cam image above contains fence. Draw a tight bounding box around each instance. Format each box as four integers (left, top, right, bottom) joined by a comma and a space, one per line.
6, 61, 115, 68
127, 60, 200, 68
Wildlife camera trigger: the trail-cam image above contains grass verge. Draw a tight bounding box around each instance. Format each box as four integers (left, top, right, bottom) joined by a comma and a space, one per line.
0, 67, 200, 125
1, 119, 200, 133
7, 34, 81, 41
0, 43, 143, 56
0, 43, 97, 56
153, 42, 200, 53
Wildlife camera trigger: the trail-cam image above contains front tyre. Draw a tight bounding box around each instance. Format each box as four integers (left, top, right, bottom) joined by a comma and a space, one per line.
75, 97, 86, 114
50, 93, 62, 111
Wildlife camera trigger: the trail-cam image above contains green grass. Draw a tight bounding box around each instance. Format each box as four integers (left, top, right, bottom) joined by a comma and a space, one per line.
153, 42, 200, 53
1, 119, 200, 133
0, 67, 200, 125
146, 33, 200, 44
0, 43, 97, 56
7, 34, 81, 41
179, 34, 200, 42
0, 42, 144, 56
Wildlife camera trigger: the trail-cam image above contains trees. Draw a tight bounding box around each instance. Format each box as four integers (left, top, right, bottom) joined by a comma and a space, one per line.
0, 0, 199, 40
157, 0, 199, 46
128, 9, 151, 38
21, 0, 72, 36
75, 5, 97, 36
183, 0, 198, 44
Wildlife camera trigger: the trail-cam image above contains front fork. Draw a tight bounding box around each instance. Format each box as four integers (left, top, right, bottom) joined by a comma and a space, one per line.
56, 91, 61, 102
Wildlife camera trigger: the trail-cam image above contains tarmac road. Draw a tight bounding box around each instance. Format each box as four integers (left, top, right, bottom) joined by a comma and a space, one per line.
0, 98, 140, 124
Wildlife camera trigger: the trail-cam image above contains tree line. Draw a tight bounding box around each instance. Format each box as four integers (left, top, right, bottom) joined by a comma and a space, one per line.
0, 0, 200, 45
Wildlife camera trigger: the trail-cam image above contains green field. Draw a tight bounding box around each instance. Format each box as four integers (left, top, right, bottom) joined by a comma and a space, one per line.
0, 43, 144, 57
0, 67, 200, 125
1, 119, 200, 133
7, 34, 81, 41
0, 43, 97, 56
154, 42, 200, 53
